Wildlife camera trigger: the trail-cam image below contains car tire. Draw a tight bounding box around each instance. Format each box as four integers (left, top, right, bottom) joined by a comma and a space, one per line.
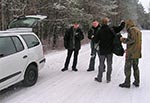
23, 64, 38, 87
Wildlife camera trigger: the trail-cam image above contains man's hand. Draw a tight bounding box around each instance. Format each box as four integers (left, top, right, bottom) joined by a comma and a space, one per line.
120, 37, 126, 42
91, 35, 94, 38
120, 20, 125, 23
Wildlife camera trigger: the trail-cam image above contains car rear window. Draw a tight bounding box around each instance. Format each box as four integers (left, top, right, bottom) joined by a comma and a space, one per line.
21, 34, 40, 48
8, 17, 39, 28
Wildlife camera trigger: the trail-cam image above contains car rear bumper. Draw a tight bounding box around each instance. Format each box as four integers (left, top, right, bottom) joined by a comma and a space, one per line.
39, 58, 46, 70
39, 58, 46, 64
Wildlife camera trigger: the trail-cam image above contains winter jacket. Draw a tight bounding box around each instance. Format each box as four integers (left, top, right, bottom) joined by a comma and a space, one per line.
64, 26, 84, 50
94, 22, 125, 55
88, 25, 101, 49
123, 20, 142, 59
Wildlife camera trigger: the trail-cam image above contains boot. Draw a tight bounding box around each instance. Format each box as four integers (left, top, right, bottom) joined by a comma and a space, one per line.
94, 77, 102, 82
72, 68, 78, 72
87, 68, 94, 72
61, 68, 68, 72
133, 81, 139, 87
119, 82, 130, 88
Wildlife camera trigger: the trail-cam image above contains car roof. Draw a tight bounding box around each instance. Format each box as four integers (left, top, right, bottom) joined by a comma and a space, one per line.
6, 28, 32, 32
0, 28, 34, 37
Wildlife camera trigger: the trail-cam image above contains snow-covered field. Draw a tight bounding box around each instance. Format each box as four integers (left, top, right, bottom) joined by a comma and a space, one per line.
0, 30, 150, 103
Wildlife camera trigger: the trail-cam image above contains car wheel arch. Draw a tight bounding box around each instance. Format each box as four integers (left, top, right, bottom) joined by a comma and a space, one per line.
23, 62, 38, 86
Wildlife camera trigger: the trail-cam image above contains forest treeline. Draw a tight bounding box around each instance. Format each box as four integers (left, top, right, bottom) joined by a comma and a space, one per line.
0, 0, 150, 51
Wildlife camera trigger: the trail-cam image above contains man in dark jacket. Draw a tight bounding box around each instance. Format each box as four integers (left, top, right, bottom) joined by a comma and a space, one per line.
87, 20, 101, 72
94, 17, 125, 82
61, 22, 84, 72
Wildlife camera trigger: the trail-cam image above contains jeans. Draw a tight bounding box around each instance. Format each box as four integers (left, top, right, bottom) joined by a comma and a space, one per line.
88, 48, 101, 70
97, 54, 113, 81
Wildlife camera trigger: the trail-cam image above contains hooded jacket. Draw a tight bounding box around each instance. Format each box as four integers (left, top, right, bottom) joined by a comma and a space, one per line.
123, 19, 142, 59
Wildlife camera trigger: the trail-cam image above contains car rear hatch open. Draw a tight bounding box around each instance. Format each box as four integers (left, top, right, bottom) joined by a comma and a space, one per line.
7, 15, 47, 29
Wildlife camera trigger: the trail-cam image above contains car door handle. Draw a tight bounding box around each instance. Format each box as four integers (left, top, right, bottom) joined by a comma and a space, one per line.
23, 55, 28, 59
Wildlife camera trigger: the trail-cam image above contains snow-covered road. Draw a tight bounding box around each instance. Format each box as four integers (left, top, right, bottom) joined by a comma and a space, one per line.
0, 30, 150, 103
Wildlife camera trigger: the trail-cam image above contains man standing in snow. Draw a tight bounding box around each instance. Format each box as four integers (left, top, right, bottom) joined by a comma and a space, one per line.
94, 17, 125, 83
61, 22, 84, 72
87, 20, 101, 72
119, 19, 142, 88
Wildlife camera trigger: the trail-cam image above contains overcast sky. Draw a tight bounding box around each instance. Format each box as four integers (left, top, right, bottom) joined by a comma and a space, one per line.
139, 0, 150, 12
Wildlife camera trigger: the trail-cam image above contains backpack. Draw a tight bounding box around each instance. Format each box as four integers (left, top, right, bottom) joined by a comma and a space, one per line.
110, 28, 125, 56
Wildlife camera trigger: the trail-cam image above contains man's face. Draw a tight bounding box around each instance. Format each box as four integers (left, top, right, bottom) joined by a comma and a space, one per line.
92, 21, 99, 28
73, 23, 79, 29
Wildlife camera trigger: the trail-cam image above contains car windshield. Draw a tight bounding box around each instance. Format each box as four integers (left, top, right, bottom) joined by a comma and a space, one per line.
8, 17, 40, 28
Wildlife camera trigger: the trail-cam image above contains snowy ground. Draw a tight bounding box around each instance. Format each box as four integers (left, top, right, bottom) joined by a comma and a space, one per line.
0, 30, 150, 103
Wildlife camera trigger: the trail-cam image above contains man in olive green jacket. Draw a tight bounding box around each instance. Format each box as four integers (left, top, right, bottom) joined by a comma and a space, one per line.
119, 19, 142, 88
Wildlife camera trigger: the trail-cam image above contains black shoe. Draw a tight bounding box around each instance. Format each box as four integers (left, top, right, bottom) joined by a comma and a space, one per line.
72, 68, 78, 72
106, 76, 111, 83
87, 69, 94, 72
133, 82, 139, 87
94, 77, 102, 82
61, 68, 68, 72
107, 80, 111, 83
119, 83, 130, 88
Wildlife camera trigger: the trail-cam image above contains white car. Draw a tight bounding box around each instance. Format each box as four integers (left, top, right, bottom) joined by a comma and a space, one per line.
0, 15, 46, 91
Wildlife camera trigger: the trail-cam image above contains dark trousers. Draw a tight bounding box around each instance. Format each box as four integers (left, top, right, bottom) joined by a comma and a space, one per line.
124, 59, 140, 84
64, 49, 79, 69
97, 54, 113, 81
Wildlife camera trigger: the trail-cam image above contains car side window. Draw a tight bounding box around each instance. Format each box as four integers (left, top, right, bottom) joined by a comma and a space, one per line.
0, 37, 17, 57
12, 36, 24, 52
21, 34, 40, 48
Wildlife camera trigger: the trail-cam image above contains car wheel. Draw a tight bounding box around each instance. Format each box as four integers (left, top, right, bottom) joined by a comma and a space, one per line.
23, 64, 38, 87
